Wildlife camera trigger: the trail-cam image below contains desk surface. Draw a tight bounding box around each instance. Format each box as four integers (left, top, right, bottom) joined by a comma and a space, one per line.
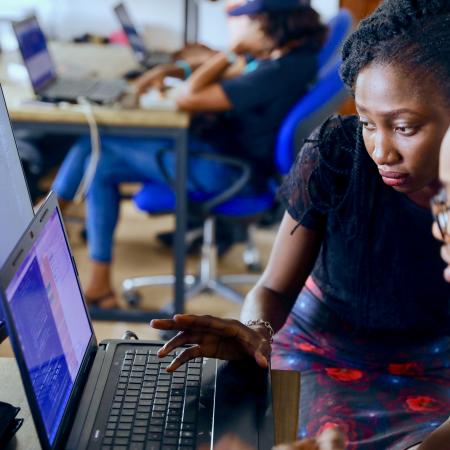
0, 43, 189, 129
0, 357, 300, 449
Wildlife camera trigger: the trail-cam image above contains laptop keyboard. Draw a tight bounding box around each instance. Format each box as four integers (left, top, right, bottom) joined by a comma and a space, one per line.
101, 348, 203, 450
45, 79, 98, 98
44, 79, 126, 102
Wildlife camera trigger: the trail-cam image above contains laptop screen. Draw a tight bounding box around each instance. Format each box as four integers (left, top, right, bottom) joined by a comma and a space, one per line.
114, 3, 147, 61
4, 209, 92, 445
14, 16, 56, 92
0, 86, 34, 340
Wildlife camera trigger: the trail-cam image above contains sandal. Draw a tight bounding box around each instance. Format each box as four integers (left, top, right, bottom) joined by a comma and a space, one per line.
85, 291, 118, 310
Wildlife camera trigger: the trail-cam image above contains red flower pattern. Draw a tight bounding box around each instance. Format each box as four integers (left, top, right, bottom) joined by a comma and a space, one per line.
325, 368, 364, 382
405, 396, 444, 412
297, 342, 326, 355
388, 362, 423, 376
317, 421, 342, 435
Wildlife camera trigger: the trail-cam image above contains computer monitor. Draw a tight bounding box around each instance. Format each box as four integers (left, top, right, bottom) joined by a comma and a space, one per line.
0, 85, 35, 342
114, 3, 148, 64
13, 16, 57, 93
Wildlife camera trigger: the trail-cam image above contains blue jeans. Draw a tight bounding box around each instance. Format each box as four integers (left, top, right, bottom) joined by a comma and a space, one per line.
52, 135, 240, 262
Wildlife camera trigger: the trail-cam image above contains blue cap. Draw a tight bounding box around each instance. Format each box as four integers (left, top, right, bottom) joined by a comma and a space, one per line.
228, 0, 310, 16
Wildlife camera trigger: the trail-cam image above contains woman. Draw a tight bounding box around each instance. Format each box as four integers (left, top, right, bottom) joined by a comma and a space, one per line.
152, 1, 450, 449
52, 0, 326, 315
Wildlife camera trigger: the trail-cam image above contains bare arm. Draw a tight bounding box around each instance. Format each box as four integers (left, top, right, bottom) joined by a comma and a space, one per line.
176, 52, 243, 112
151, 211, 323, 369
417, 418, 450, 450
176, 84, 233, 112
176, 17, 270, 112
241, 212, 323, 333
134, 64, 186, 95
135, 55, 242, 110
183, 51, 241, 94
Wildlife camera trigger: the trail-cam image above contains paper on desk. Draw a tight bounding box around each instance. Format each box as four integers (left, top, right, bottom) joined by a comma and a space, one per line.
139, 86, 181, 110
5, 63, 28, 84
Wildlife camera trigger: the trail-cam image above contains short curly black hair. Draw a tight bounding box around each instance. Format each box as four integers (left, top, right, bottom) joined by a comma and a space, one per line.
255, 6, 328, 51
341, 0, 450, 103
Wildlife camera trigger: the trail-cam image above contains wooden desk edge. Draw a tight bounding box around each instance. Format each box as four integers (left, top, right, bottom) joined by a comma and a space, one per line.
272, 369, 301, 446
8, 107, 190, 129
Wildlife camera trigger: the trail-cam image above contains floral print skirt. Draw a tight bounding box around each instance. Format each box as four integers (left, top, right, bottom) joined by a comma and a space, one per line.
271, 279, 450, 450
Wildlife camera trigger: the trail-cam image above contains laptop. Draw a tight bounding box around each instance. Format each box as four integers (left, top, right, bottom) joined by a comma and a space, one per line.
114, 3, 172, 70
0, 84, 35, 343
12, 15, 128, 104
0, 192, 274, 449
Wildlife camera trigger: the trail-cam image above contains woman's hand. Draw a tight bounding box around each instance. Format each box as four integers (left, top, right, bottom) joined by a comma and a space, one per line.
150, 314, 272, 371
273, 429, 345, 450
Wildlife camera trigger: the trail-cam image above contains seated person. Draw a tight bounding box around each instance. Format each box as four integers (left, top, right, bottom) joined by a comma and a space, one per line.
52, 0, 327, 315
151, 0, 450, 448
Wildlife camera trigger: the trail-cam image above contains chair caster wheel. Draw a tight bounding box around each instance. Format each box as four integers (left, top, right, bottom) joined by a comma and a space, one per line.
247, 262, 262, 273
80, 227, 87, 243
124, 290, 142, 308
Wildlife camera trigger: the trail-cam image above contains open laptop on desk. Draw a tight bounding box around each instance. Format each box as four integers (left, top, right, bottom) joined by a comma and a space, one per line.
0, 192, 274, 450
114, 2, 172, 71
0, 84, 35, 344
12, 16, 128, 104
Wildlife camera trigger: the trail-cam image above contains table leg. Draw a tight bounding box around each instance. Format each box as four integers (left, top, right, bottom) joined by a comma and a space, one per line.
173, 128, 188, 314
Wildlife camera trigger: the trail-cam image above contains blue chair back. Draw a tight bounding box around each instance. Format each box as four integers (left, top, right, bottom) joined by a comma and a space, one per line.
318, 9, 353, 73
275, 60, 347, 176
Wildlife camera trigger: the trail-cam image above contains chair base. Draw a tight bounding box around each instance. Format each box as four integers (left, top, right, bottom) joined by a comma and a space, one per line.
122, 217, 261, 307
123, 273, 261, 305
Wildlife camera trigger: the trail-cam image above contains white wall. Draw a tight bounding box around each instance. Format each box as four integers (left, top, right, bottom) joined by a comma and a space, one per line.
0, 0, 340, 51
312, 0, 340, 21
0, 0, 186, 50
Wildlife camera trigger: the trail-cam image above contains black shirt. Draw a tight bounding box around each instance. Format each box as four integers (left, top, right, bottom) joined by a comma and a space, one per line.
280, 115, 450, 337
190, 45, 318, 179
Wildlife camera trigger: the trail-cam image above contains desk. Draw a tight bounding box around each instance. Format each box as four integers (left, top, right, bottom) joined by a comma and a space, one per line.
0, 43, 190, 317
0, 357, 300, 449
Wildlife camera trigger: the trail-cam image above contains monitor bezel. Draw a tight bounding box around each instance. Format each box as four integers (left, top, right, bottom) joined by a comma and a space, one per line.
113, 2, 149, 64
0, 83, 35, 344
0, 192, 97, 450
11, 15, 58, 94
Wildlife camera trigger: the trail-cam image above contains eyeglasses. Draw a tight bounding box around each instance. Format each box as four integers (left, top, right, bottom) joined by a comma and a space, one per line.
431, 188, 450, 241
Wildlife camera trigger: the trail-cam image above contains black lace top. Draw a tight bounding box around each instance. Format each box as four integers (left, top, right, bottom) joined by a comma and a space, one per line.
279, 115, 450, 337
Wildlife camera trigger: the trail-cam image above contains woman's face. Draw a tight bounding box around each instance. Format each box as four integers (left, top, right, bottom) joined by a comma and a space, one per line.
355, 63, 450, 194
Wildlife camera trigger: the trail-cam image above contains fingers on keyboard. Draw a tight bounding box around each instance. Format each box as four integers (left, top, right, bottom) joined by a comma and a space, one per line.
167, 346, 202, 372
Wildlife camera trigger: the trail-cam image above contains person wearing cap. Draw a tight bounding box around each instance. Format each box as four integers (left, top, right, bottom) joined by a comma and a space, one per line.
51, 0, 327, 316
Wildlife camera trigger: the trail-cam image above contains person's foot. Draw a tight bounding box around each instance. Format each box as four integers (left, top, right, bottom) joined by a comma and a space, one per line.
84, 260, 119, 309
84, 290, 119, 309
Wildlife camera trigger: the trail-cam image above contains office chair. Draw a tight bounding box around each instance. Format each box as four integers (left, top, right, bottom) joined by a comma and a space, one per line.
318, 9, 353, 75
122, 60, 348, 306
